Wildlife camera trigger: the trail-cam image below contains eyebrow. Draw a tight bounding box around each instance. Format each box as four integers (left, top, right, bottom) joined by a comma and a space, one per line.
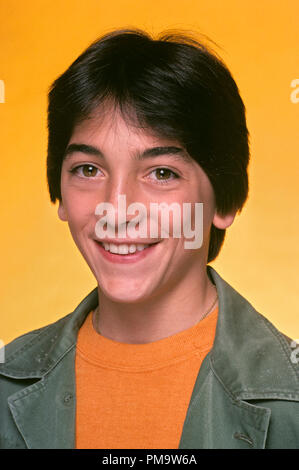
63, 143, 193, 165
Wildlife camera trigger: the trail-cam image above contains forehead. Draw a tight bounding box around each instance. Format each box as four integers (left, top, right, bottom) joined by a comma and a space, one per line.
69, 107, 176, 147
66, 107, 195, 167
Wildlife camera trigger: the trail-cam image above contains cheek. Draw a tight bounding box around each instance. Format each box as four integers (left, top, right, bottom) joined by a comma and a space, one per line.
197, 182, 216, 221
62, 182, 97, 217
181, 185, 215, 245
62, 190, 96, 236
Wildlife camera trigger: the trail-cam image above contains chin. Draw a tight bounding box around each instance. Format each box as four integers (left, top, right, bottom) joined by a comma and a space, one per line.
97, 278, 152, 304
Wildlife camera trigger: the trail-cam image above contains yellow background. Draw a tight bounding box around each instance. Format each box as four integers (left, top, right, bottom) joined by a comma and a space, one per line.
0, 0, 298, 344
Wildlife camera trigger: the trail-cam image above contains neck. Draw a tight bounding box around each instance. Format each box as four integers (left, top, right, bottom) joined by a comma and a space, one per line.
92, 267, 218, 344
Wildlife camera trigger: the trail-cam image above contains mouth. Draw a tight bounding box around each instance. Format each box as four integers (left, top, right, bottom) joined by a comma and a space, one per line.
94, 240, 161, 264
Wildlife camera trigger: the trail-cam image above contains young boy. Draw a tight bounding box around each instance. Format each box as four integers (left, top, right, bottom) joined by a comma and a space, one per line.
0, 28, 298, 449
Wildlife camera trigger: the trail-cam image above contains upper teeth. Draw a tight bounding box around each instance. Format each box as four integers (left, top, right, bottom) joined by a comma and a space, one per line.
102, 243, 150, 254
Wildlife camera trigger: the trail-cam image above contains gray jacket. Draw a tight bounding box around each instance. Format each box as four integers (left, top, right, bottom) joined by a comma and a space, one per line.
0, 267, 298, 448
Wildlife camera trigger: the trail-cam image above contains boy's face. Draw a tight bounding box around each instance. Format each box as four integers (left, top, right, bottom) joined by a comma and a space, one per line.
58, 108, 235, 303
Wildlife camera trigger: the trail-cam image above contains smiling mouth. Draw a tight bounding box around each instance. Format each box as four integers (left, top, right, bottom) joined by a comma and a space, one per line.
95, 240, 161, 256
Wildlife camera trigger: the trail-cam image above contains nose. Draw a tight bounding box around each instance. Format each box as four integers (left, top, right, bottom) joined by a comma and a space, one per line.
96, 173, 143, 237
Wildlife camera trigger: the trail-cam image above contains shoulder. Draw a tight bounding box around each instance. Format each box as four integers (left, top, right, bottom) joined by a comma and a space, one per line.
0, 286, 98, 378
208, 266, 299, 398
0, 311, 77, 382
2, 313, 73, 363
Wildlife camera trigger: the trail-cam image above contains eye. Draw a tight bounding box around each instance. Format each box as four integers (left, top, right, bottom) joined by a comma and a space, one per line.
148, 168, 180, 184
70, 164, 101, 178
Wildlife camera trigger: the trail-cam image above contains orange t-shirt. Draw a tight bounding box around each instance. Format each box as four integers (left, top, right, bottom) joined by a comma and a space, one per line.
75, 306, 218, 449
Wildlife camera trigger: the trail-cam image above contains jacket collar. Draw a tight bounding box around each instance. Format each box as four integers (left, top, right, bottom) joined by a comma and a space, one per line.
1, 266, 298, 400
209, 268, 299, 401
0, 288, 98, 380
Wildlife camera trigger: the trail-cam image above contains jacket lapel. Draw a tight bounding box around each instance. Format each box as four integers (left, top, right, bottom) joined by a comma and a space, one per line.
208, 267, 299, 398
0, 287, 98, 449
7, 346, 76, 449
180, 266, 299, 449
179, 355, 271, 449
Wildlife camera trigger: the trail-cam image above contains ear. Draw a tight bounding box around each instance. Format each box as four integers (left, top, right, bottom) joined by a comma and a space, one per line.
58, 200, 67, 221
212, 210, 237, 230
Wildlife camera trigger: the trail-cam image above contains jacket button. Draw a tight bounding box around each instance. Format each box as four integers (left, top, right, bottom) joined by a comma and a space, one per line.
63, 393, 73, 404
233, 432, 254, 447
